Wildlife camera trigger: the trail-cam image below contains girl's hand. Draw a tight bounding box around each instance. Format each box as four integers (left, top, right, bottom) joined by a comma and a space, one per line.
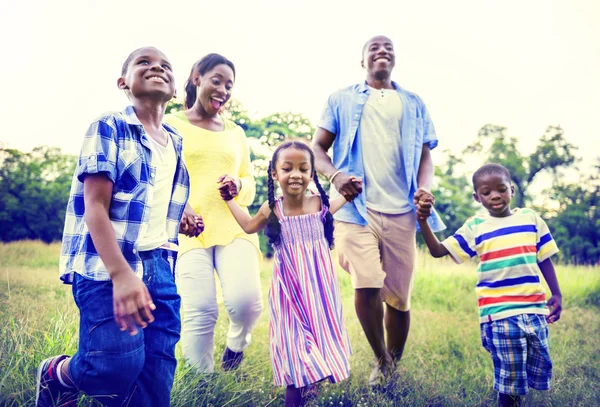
333, 172, 362, 202
217, 174, 241, 201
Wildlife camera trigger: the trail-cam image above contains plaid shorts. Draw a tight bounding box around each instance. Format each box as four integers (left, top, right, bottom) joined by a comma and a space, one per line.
480, 314, 553, 396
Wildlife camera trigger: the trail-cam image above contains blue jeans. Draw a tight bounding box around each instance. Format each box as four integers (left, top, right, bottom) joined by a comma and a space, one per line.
68, 249, 181, 407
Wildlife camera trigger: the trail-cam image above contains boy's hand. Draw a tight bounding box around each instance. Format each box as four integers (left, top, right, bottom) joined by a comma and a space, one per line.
414, 188, 435, 221
180, 206, 203, 237
414, 187, 435, 207
333, 172, 363, 202
416, 199, 433, 221
217, 175, 241, 201
546, 294, 562, 324
112, 271, 155, 335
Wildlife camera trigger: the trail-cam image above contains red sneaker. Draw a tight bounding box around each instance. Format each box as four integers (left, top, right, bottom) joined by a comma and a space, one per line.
35, 355, 78, 407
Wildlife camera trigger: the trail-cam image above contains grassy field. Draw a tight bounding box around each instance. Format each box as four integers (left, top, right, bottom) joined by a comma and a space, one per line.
0, 241, 599, 407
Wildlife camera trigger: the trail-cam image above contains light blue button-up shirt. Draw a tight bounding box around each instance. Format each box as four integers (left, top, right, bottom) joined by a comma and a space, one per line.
318, 81, 445, 232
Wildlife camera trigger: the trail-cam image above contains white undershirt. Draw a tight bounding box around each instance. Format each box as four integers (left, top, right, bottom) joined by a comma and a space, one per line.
137, 132, 177, 251
360, 87, 411, 214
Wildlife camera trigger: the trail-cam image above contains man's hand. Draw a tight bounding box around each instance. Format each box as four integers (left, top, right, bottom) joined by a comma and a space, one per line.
180, 206, 203, 237
112, 271, 155, 336
332, 172, 363, 202
546, 294, 562, 324
218, 174, 241, 201
413, 187, 435, 207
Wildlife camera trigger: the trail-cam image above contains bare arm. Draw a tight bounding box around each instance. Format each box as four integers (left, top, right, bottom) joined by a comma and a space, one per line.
225, 200, 270, 234
328, 177, 363, 214
414, 144, 435, 206
539, 258, 563, 323
312, 127, 338, 178
417, 217, 449, 258
417, 144, 434, 191
84, 174, 154, 335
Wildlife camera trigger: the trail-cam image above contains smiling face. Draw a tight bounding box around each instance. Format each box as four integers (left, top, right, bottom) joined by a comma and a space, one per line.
473, 172, 515, 217
361, 35, 395, 80
194, 63, 234, 115
117, 47, 175, 101
272, 147, 314, 198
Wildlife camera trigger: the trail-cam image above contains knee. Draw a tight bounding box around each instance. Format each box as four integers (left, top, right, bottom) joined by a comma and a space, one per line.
224, 294, 263, 320
75, 347, 145, 396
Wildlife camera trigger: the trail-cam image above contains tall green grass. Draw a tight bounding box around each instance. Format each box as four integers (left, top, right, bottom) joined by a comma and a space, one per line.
1, 241, 599, 406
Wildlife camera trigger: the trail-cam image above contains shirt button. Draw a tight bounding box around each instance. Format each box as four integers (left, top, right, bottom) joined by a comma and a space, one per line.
89, 155, 96, 161
132, 249, 137, 254
354, 114, 359, 118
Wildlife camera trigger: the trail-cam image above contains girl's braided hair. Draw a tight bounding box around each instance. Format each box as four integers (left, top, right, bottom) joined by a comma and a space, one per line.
264, 141, 335, 249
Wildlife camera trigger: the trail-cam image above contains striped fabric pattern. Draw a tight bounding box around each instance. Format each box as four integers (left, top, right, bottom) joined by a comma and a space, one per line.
59, 106, 190, 283
269, 197, 351, 387
441, 208, 559, 323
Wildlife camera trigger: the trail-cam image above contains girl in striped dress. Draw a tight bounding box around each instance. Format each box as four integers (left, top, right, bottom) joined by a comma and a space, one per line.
220, 141, 360, 406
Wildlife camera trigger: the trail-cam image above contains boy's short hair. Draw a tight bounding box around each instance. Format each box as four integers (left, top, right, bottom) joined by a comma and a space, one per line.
472, 163, 511, 189
121, 47, 148, 76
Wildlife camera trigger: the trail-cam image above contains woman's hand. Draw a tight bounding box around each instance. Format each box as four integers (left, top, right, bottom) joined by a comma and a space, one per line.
217, 174, 241, 201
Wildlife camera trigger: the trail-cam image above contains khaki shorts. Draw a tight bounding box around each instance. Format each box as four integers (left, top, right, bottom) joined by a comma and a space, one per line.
334, 209, 417, 311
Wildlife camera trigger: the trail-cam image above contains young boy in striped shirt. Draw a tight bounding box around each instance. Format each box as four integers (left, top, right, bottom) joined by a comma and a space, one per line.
416, 163, 562, 407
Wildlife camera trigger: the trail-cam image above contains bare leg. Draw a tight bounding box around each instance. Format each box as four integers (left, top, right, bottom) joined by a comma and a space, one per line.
355, 288, 390, 363
59, 358, 76, 387
385, 304, 410, 362
285, 386, 306, 407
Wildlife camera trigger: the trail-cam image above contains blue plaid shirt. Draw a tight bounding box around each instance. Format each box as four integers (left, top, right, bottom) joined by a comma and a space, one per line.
318, 81, 445, 232
60, 106, 190, 283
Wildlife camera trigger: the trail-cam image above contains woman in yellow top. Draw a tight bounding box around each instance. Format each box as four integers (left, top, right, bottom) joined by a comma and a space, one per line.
165, 53, 263, 374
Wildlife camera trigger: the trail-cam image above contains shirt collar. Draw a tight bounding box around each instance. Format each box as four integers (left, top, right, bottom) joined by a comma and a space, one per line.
123, 105, 143, 126
359, 80, 402, 94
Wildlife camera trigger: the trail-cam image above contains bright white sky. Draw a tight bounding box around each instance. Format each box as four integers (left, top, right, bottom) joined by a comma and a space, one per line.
1, 0, 599, 172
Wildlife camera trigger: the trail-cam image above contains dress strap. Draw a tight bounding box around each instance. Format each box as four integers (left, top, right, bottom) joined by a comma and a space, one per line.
274, 196, 285, 219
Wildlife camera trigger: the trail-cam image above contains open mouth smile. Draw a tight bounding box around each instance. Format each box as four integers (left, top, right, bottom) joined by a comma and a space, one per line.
146, 75, 168, 83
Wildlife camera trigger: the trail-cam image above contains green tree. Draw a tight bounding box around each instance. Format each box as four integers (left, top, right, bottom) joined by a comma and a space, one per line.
0, 146, 76, 242
538, 159, 600, 264
430, 151, 475, 239
464, 124, 577, 207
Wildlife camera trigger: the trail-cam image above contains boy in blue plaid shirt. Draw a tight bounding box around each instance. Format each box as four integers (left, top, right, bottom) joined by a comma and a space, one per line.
35, 47, 201, 407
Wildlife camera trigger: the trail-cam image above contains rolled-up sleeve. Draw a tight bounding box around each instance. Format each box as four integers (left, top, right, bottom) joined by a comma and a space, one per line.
76, 118, 118, 183
317, 95, 338, 135
421, 103, 438, 150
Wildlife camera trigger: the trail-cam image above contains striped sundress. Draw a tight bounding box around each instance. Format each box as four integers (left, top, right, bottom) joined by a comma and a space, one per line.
269, 196, 351, 388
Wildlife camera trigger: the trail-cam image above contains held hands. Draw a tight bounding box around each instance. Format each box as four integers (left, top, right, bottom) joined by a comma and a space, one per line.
218, 174, 241, 201
179, 206, 204, 237
332, 172, 363, 202
414, 187, 435, 221
112, 270, 155, 336
546, 294, 562, 324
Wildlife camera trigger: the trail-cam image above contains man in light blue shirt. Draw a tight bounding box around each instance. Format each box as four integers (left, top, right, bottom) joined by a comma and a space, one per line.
313, 35, 445, 386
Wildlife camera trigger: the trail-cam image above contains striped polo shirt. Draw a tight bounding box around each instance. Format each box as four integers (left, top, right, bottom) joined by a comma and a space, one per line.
442, 208, 559, 323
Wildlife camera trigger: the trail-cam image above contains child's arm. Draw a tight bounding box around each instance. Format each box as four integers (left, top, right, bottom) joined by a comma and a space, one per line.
539, 258, 563, 323
225, 199, 271, 234
329, 177, 362, 214
418, 216, 450, 258
84, 173, 154, 335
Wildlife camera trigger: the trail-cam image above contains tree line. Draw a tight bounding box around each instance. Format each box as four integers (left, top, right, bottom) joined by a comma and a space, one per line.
1, 101, 597, 264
